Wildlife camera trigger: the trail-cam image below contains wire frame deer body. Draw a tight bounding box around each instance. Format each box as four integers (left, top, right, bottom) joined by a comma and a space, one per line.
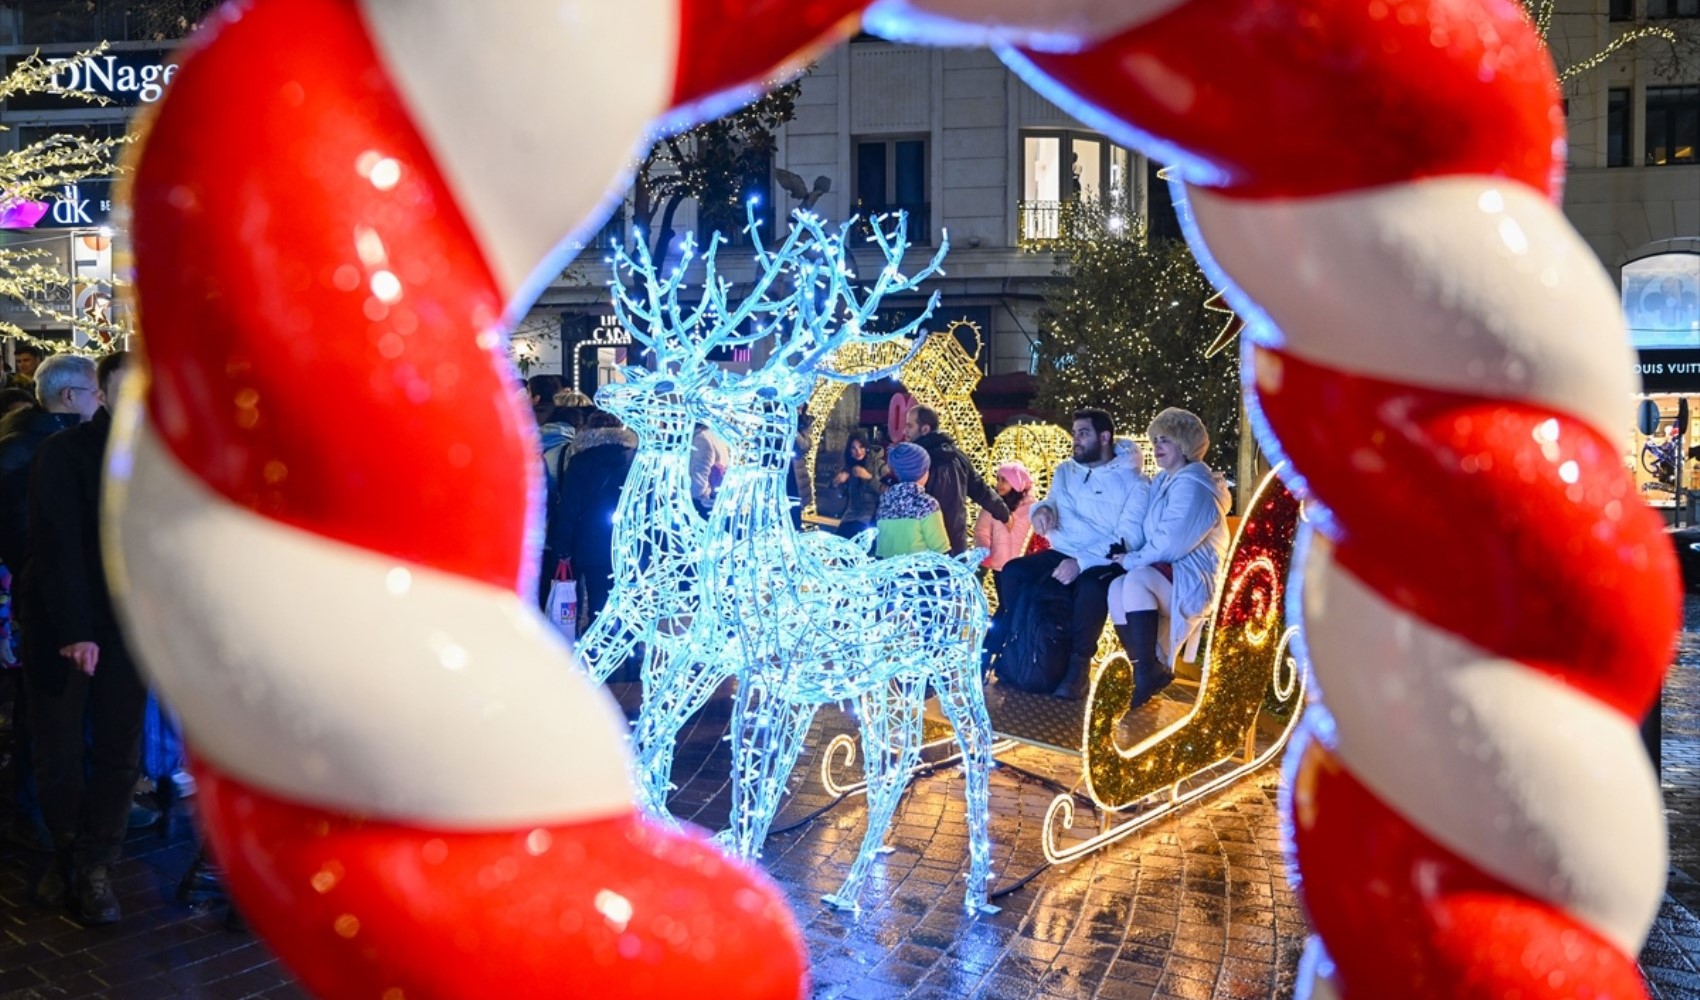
581, 228, 811, 815
609, 209, 998, 913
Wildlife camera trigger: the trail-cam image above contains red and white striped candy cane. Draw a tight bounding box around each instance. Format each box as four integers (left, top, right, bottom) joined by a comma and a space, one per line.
870, 0, 1680, 996
111, 1, 865, 997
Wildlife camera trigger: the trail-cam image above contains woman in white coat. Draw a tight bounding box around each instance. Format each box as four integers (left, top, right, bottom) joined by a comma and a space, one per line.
1108, 407, 1231, 709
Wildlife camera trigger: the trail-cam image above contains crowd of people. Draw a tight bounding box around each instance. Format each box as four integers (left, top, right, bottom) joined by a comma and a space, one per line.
785, 400, 1232, 708
810, 399, 1232, 710
0, 351, 1231, 926
534, 371, 1233, 715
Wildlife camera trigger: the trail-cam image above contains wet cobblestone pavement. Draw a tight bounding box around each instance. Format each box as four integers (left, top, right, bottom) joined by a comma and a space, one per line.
0, 601, 1697, 999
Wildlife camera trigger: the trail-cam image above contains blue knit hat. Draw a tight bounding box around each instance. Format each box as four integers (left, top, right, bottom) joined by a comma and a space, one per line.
887, 442, 931, 482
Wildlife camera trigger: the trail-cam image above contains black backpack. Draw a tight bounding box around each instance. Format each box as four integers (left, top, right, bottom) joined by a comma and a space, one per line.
992, 576, 1073, 693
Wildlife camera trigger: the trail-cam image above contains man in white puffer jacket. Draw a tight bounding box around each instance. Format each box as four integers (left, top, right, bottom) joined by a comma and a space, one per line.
988, 409, 1148, 699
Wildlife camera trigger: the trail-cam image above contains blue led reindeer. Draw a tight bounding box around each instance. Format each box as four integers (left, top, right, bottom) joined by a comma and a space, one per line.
617, 208, 997, 913
585, 226, 814, 816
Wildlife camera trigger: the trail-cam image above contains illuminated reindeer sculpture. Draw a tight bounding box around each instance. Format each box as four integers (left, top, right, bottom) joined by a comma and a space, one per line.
641, 210, 998, 913
582, 228, 813, 815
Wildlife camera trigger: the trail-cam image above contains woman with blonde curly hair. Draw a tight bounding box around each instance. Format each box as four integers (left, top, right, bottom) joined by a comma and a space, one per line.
1108, 406, 1231, 709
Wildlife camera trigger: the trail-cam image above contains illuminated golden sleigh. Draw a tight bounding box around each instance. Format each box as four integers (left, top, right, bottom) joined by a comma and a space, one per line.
816, 467, 1306, 870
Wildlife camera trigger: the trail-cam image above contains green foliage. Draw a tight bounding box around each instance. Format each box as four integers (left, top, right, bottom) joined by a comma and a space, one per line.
1032, 204, 1241, 464
631, 81, 801, 262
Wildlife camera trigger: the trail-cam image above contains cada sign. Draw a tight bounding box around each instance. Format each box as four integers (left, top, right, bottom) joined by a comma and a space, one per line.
4, 50, 179, 110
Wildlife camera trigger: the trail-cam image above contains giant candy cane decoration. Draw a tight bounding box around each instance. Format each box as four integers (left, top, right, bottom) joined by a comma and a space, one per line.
110, 0, 1678, 998
109, 1, 873, 997
868, 1, 1677, 996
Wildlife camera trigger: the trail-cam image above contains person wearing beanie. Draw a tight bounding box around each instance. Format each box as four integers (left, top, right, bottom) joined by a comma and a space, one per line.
903, 405, 1009, 555
973, 460, 1036, 573
874, 443, 948, 558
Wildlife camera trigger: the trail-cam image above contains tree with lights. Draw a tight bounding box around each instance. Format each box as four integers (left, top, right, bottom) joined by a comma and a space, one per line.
628, 81, 801, 266
1520, 0, 1696, 81
0, 51, 130, 355
1032, 203, 1241, 464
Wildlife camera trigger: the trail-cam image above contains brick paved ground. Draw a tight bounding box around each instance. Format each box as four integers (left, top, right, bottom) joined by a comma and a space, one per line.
0, 602, 1697, 1000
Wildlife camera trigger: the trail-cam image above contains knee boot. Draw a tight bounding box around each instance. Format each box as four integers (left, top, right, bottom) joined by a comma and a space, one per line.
1117, 611, 1171, 710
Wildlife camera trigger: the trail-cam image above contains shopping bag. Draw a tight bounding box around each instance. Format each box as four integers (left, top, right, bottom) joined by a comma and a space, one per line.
545, 559, 578, 644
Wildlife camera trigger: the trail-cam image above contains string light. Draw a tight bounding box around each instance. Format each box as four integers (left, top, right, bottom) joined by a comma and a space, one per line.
0, 48, 131, 354
582, 204, 1000, 914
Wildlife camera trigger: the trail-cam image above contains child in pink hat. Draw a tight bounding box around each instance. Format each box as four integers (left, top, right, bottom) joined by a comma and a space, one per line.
973, 460, 1035, 572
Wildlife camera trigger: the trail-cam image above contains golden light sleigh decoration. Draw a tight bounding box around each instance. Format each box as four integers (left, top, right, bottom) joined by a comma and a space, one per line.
1043, 468, 1306, 863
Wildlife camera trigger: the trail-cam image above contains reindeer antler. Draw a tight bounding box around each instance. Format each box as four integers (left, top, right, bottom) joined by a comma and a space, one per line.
611, 202, 818, 377
758, 210, 948, 384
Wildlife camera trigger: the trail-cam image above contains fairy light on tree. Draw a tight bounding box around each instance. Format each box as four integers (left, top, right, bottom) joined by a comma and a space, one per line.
1520, 0, 1688, 82
1032, 202, 1240, 463
0, 50, 130, 355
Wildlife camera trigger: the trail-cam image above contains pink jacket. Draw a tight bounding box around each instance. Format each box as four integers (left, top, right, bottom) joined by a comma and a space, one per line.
974, 495, 1033, 570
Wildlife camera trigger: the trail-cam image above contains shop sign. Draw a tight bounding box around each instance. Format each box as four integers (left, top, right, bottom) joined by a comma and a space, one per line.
5, 49, 178, 110
44, 180, 114, 228
1625, 252, 1700, 351
565, 312, 633, 348
1634, 348, 1700, 393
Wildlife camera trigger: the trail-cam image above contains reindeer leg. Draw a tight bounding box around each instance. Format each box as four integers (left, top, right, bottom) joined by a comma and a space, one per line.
717, 678, 815, 860
632, 640, 734, 824
576, 611, 641, 686
827, 678, 926, 913
934, 659, 998, 914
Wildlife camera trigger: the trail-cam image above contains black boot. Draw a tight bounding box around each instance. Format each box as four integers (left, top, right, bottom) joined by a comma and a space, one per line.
1052, 660, 1090, 700
1121, 611, 1172, 710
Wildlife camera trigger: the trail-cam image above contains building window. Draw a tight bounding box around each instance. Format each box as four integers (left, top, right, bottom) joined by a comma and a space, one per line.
1645, 86, 1699, 165
1608, 88, 1632, 167
1610, 0, 1635, 19
1019, 130, 1135, 244
1647, 0, 1699, 16
854, 138, 929, 244
1147, 160, 1184, 242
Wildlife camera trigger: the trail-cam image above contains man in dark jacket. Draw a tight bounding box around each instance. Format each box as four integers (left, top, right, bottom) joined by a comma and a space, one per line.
904, 405, 1009, 555
6, 342, 46, 391
0, 354, 100, 570
18, 351, 146, 925
0, 354, 99, 857
551, 410, 637, 627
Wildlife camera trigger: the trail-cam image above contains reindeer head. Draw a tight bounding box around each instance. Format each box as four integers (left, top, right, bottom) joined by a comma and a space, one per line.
608, 205, 948, 459
593, 365, 720, 445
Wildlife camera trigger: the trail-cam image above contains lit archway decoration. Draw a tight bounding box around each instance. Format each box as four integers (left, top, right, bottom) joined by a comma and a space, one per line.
111, 1, 1676, 998
804, 317, 986, 518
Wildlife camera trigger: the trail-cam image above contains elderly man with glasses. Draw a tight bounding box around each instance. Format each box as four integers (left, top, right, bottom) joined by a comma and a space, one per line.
16, 352, 144, 924
0, 354, 101, 860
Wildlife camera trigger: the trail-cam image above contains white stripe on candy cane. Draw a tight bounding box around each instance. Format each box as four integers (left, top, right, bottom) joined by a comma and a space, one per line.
108, 416, 635, 828
1300, 536, 1666, 956
357, 0, 680, 303
1188, 178, 1634, 445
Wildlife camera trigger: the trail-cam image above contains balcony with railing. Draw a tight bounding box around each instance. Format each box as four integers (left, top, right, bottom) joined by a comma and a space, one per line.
568, 207, 627, 254
1019, 200, 1141, 250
